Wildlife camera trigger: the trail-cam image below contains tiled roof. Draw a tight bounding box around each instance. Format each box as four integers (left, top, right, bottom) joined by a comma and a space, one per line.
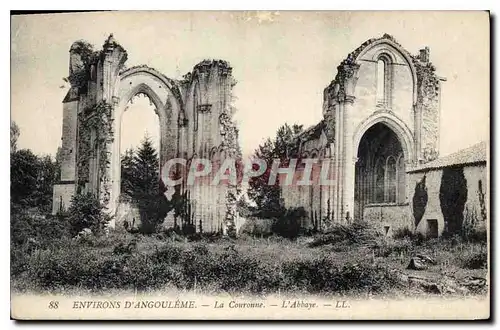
408, 141, 488, 173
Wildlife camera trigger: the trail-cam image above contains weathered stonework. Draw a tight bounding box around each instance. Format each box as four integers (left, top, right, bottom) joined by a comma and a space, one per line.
408, 161, 487, 237
415, 61, 441, 163
53, 34, 240, 234
282, 34, 446, 235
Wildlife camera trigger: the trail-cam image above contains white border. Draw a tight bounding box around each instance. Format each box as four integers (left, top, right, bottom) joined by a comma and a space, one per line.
3, 2, 498, 328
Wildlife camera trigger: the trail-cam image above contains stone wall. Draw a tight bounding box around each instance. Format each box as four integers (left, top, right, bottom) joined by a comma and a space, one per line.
408, 163, 487, 237
415, 61, 442, 162
363, 204, 411, 236
52, 183, 76, 214
53, 35, 240, 234
351, 42, 415, 132
282, 34, 443, 226
463, 165, 488, 228
59, 100, 79, 182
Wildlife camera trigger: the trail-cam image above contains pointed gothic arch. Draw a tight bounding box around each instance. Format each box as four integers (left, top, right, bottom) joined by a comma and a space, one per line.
110, 67, 186, 212
354, 121, 410, 220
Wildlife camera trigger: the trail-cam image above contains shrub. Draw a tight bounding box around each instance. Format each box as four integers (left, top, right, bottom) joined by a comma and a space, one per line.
460, 250, 487, 269
272, 207, 306, 239
392, 227, 414, 240
11, 211, 70, 247
11, 211, 37, 247
309, 220, 379, 247
14, 228, 485, 295
113, 241, 138, 256
180, 243, 218, 288
66, 192, 112, 236
373, 238, 413, 258
11, 243, 31, 276
279, 255, 398, 293
464, 227, 487, 244
238, 217, 274, 238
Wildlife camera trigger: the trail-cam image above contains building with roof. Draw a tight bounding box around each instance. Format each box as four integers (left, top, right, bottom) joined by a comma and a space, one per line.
407, 141, 487, 237
280, 34, 488, 237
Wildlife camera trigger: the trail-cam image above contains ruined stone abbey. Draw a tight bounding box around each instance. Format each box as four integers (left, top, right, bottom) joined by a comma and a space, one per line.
281, 34, 487, 237
53, 33, 487, 237
52, 34, 240, 234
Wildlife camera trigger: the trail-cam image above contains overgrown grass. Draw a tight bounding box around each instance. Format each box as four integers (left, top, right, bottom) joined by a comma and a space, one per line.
11, 214, 488, 296
12, 230, 403, 295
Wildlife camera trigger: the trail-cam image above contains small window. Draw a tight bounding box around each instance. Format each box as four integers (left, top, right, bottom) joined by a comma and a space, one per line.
376, 59, 386, 102
376, 55, 392, 107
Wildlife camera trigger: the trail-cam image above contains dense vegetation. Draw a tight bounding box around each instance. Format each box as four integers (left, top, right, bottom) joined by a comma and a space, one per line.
10, 121, 488, 296
120, 136, 171, 234
11, 222, 487, 295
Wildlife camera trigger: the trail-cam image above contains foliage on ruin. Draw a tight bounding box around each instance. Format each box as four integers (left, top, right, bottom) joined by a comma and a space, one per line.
415, 61, 441, 162
219, 105, 242, 237
478, 179, 487, 222
77, 101, 114, 205
64, 40, 100, 93
412, 175, 428, 228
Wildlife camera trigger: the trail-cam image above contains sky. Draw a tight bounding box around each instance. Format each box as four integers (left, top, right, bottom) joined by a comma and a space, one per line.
11, 11, 489, 159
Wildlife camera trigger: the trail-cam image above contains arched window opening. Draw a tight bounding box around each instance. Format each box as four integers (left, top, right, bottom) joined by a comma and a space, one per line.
374, 158, 385, 203
376, 59, 386, 103
385, 156, 397, 203
376, 55, 392, 107
356, 123, 406, 214
119, 93, 160, 202
397, 154, 406, 203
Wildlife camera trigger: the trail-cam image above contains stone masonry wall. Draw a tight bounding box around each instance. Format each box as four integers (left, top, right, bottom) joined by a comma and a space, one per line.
59, 100, 79, 182
363, 204, 411, 236
52, 183, 76, 214
408, 163, 486, 237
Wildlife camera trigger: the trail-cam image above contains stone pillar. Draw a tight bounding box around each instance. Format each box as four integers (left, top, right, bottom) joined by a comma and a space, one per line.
341, 99, 356, 223
106, 96, 121, 227
325, 143, 335, 228
52, 42, 85, 214
333, 61, 359, 223
332, 103, 341, 223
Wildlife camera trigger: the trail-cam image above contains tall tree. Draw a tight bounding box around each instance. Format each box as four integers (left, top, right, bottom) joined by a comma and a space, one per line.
131, 136, 159, 197
120, 148, 135, 199
247, 123, 303, 217
11, 149, 59, 212
11, 149, 39, 208
126, 135, 163, 233
11, 121, 20, 153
